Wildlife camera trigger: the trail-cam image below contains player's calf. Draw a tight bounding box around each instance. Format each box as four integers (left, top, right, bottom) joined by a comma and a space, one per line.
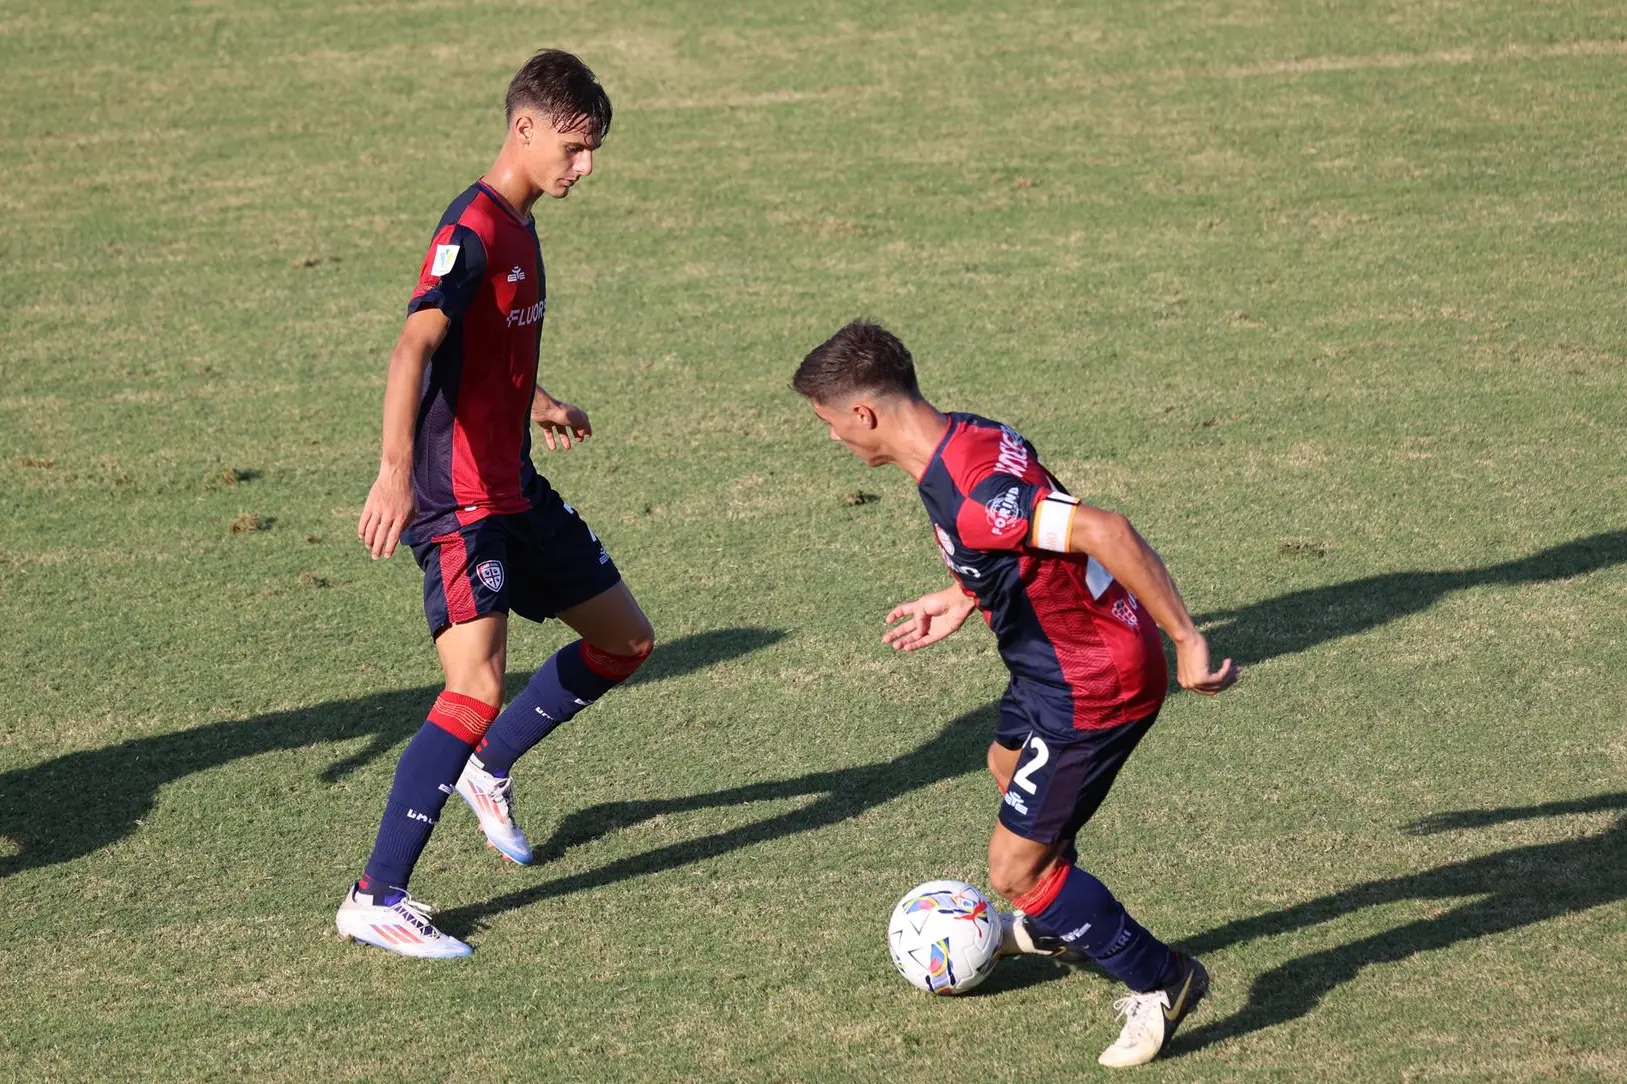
472, 638, 650, 777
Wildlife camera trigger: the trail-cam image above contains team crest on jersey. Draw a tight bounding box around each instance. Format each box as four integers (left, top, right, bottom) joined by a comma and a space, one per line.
985, 485, 1024, 537
475, 560, 505, 593
430, 244, 460, 276
1111, 597, 1139, 630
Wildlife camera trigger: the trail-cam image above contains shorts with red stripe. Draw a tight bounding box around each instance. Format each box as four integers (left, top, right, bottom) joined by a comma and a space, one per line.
410, 492, 622, 639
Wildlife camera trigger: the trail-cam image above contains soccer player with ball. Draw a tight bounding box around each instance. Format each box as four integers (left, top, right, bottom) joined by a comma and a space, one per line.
793, 321, 1239, 1067
337, 51, 656, 957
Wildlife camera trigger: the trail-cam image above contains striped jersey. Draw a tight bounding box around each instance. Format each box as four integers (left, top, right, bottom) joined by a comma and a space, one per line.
402, 181, 552, 543
917, 413, 1167, 732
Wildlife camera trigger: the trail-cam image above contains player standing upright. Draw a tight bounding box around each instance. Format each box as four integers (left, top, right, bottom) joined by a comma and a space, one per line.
792, 321, 1238, 1067
336, 51, 655, 958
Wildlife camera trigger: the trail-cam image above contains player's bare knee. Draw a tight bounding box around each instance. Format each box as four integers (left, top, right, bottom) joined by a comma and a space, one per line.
625, 620, 655, 661
444, 662, 505, 709
580, 630, 653, 681
988, 833, 1064, 901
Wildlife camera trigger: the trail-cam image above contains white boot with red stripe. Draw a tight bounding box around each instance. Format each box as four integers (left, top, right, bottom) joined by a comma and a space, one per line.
336, 885, 472, 959
455, 760, 534, 865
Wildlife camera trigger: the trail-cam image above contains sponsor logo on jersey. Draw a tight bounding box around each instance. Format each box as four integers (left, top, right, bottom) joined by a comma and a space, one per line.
1111, 597, 1140, 630
506, 300, 545, 328
430, 244, 460, 276
985, 485, 1024, 536
507, 266, 526, 282
996, 426, 1030, 477
476, 559, 505, 592
1003, 789, 1029, 815
934, 524, 981, 579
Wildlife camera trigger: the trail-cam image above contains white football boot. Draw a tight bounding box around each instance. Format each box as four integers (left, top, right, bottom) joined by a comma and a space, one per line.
1098, 954, 1209, 1068
455, 760, 533, 865
335, 886, 472, 959
997, 910, 1089, 964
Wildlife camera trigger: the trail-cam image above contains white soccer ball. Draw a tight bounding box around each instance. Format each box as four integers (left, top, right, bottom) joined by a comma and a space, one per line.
886, 879, 1000, 995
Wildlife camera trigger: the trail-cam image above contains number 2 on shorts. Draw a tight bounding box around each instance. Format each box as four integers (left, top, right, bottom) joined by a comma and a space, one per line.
1010, 735, 1050, 795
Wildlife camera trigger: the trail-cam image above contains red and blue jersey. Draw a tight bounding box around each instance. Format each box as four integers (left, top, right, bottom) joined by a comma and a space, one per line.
403, 181, 552, 543
918, 413, 1167, 732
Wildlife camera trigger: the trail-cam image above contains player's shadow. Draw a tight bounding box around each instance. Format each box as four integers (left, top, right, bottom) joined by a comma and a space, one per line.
1167, 792, 1627, 1055
435, 702, 1003, 936
0, 627, 785, 880
1196, 529, 1627, 669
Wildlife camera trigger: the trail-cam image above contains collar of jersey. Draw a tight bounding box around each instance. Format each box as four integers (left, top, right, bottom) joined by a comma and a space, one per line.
476, 181, 533, 229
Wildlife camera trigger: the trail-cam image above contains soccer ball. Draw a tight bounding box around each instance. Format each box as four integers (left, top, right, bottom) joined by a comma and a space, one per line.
886, 880, 1000, 995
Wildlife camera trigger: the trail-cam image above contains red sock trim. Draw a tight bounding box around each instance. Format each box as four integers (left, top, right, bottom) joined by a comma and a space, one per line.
1011, 861, 1071, 915
579, 641, 650, 680
428, 691, 500, 743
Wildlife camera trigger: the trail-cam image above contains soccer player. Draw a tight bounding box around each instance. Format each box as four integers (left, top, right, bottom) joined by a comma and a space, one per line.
335, 51, 655, 958
792, 321, 1239, 1067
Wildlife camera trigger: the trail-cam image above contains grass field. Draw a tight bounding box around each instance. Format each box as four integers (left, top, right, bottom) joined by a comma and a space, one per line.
3, 0, 1625, 1079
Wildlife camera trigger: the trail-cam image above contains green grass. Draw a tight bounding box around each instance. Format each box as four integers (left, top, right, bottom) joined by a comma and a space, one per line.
2, 0, 1625, 1079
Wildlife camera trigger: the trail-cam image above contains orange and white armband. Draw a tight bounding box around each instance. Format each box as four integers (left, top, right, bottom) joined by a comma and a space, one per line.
1030, 492, 1079, 553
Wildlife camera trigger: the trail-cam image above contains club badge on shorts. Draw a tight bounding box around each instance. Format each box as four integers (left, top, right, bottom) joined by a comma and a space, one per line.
475, 560, 505, 593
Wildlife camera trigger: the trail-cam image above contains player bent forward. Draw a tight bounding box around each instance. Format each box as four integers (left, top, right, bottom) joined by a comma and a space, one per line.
792, 321, 1239, 1067
337, 51, 654, 958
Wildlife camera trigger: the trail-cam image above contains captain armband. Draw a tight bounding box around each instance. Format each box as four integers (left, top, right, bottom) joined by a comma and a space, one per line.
1030, 492, 1079, 553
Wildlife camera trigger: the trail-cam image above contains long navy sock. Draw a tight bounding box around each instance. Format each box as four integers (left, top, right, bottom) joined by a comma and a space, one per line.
474, 640, 647, 775
359, 692, 498, 896
1017, 863, 1178, 992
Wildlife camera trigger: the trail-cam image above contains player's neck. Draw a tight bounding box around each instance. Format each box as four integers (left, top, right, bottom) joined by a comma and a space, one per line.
889, 400, 950, 483
481, 149, 541, 220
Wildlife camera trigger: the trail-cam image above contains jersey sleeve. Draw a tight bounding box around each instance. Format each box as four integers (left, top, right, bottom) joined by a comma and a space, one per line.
954, 472, 1059, 551
407, 223, 487, 319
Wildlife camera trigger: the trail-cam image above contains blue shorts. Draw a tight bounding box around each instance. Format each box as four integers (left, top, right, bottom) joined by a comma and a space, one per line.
409, 494, 622, 639
995, 682, 1157, 845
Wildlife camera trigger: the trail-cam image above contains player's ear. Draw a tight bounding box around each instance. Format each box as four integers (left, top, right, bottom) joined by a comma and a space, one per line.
514, 111, 533, 146
852, 402, 879, 429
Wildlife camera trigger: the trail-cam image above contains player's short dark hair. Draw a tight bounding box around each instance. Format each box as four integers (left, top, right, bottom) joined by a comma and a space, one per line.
792, 320, 921, 402
506, 50, 612, 138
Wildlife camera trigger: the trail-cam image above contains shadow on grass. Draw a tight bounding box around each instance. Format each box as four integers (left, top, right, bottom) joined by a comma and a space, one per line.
436, 703, 1001, 936
0, 627, 784, 879
1169, 793, 1627, 1056
1197, 529, 1627, 668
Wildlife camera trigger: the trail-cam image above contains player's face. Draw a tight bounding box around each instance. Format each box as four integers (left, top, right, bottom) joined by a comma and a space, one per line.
810, 397, 888, 466
520, 114, 601, 199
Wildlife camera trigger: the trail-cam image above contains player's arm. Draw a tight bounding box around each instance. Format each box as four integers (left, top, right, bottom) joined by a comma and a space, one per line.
883, 583, 979, 652
1031, 494, 1238, 695
531, 384, 593, 452
358, 308, 449, 560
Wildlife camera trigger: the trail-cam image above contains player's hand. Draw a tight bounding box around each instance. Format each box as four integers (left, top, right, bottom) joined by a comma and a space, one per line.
533, 399, 592, 451
883, 590, 976, 652
1174, 632, 1239, 695
358, 463, 416, 560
